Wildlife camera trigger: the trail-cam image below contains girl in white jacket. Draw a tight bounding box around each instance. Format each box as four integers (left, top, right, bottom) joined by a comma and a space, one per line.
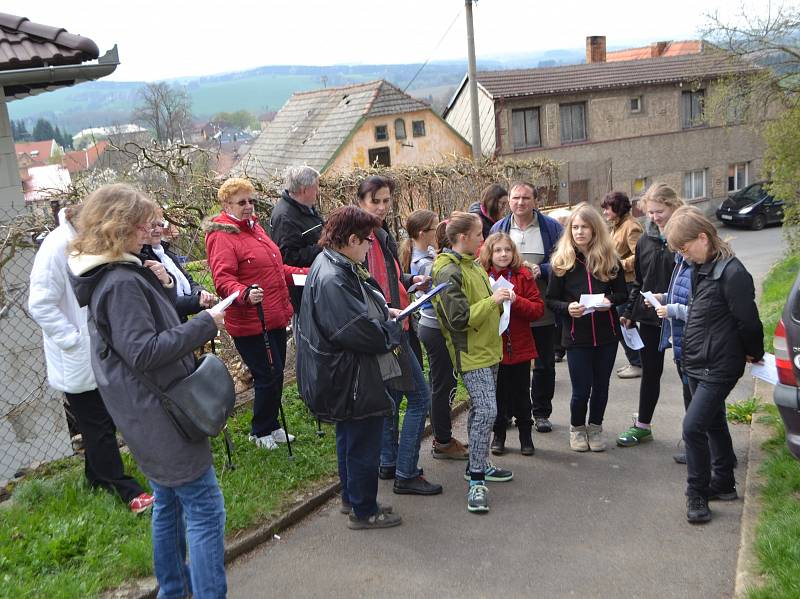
28, 206, 153, 513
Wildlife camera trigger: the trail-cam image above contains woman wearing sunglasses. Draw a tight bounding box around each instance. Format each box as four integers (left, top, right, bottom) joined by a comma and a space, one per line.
205, 178, 307, 451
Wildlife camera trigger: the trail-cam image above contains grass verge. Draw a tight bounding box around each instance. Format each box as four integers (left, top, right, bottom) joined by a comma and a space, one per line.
758, 251, 800, 353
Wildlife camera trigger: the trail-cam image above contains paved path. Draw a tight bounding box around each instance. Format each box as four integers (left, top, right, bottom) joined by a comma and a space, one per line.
226, 226, 785, 599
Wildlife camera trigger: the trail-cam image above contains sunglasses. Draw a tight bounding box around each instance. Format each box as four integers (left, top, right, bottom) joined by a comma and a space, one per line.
236, 198, 256, 206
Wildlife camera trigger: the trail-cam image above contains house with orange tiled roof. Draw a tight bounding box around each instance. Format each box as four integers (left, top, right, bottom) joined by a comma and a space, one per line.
62, 140, 108, 173
444, 36, 775, 211
15, 139, 60, 165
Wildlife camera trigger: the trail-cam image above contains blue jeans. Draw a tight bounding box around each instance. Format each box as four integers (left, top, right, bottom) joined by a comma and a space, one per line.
336, 416, 384, 519
149, 467, 227, 599
380, 335, 431, 480
566, 343, 618, 426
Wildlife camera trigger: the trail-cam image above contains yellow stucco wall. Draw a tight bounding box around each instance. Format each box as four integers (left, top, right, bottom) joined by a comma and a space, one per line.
327, 109, 470, 173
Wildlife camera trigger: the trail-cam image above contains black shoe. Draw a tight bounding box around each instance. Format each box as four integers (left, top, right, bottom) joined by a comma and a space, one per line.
490, 433, 505, 456
708, 485, 738, 501
378, 465, 396, 480
393, 475, 443, 496
686, 496, 712, 524
534, 418, 553, 433
519, 429, 535, 456
554, 352, 565, 363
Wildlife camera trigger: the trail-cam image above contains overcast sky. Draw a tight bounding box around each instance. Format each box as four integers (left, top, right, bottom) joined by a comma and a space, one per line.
4, 0, 753, 81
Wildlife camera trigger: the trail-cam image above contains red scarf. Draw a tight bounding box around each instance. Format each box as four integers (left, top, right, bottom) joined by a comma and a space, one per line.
367, 237, 410, 330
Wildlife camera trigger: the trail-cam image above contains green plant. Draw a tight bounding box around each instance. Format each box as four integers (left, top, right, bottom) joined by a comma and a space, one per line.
759, 252, 800, 352
727, 396, 761, 424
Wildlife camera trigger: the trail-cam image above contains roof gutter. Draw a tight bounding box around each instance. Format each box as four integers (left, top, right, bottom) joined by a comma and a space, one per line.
1, 45, 120, 100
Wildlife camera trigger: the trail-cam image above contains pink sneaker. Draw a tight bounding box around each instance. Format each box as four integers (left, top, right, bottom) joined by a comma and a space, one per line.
129, 492, 154, 514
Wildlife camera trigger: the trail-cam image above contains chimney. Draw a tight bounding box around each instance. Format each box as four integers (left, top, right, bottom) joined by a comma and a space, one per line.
650, 41, 668, 58
586, 36, 607, 64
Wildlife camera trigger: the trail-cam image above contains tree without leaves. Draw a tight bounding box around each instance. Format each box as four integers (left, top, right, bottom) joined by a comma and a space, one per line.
132, 82, 193, 145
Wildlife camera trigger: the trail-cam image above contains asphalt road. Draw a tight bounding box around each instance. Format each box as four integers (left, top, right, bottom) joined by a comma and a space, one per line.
225, 225, 786, 599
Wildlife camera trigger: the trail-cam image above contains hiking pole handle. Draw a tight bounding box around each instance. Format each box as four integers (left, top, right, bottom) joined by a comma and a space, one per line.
250, 285, 274, 368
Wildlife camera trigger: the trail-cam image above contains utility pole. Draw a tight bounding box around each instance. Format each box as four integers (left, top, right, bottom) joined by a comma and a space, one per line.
465, 0, 482, 163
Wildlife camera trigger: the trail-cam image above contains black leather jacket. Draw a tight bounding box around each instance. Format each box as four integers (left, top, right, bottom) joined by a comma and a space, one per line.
296, 248, 402, 422
682, 256, 764, 382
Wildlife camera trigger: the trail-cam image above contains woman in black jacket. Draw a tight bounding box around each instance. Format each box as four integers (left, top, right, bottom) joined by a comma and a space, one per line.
617, 183, 684, 448
547, 203, 627, 453
664, 207, 763, 524
297, 206, 404, 530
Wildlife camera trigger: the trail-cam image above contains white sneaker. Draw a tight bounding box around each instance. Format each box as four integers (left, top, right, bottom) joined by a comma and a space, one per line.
617, 365, 643, 379
271, 428, 295, 443
249, 434, 279, 450
586, 423, 607, 452
569, 425, 590, 452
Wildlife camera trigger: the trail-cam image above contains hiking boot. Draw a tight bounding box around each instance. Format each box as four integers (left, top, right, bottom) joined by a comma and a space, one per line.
463, 461, 513, 482
490, 432, 506, 456
519, 428, 535, 456
616, 425, 652, 447
378, 465, 396, 480
129, 493, 154, 514
617, 365, 643, 379
708, 486, 738, 501
249, 434, 278, 450
431, 438, 468, 460
271, 428, 295, 443
340, 500, 393, 515
686, 496, 712, 524
554, 351, 565, 363
586, 423, 606, 452
673, 453, 687, 464
393, 475, 443, 496
570, 425, 589, 452
467, 483, 489, 513
347, 511, 403, 530
534, 417, 553, 433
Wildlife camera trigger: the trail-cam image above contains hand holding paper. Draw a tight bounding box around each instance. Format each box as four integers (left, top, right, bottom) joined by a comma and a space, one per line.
209, 290, 239, 316
578, 293, 607, 315
641, 291, 662, 309
491, 275, 514, 335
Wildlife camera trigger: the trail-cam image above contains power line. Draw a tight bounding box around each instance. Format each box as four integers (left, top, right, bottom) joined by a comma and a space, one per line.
402, 5, 465, 93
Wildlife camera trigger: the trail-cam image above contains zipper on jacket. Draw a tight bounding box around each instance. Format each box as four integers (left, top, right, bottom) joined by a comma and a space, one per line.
580, 257, 598, 347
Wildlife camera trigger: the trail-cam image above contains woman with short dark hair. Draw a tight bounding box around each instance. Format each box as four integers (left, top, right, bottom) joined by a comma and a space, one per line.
296, 205, 404, 529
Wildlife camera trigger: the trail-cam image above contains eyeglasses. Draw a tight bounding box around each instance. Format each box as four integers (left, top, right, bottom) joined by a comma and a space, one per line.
136, 222, 161, 233
359, 235, 376, 244
236, 198, 256, 206
422, 227, 436, 232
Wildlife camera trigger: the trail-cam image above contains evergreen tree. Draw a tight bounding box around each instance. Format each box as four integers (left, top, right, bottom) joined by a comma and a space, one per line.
32, 118, 56, 141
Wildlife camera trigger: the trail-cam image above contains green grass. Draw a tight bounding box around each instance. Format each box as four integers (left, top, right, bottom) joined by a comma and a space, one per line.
746, 405, 800, 599
0, 388, 337, 598
759, 252, 800, 353
727, 397, 761, 424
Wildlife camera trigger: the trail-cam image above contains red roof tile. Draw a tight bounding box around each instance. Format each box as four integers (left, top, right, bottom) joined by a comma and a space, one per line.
62, 140, 108, 173
0, 12, 99, 71
607, 40, 703, 62
15, 139, 57, 159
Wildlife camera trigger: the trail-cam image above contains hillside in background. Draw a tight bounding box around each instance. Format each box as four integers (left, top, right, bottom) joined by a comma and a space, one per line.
7, 49, 585, 133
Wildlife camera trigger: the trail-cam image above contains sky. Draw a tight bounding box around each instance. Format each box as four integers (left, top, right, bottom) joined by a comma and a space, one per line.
3, 0, 754, 82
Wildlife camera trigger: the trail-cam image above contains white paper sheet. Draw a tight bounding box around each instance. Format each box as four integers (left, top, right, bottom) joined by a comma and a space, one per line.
620, 325, 645, 350
579, 293, 607, 314
209, 290, 239, 315
292, 273, 307, 286
751, 353, 779, 385
490, 275, 514, 335
640, 291, 662, 309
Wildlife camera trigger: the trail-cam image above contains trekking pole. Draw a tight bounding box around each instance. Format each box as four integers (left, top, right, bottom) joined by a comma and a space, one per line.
316, 418, 325, 438
210, 335, 235, 472
251, 285, 294, 460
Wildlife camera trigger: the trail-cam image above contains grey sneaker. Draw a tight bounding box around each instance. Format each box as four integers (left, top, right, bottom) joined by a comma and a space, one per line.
347, 511, 402, 530
340, 500, 393, 515
467, 483, 489, 513
570, 425, 590, 452
534, 417, 553, 433
586, 423, 606, 452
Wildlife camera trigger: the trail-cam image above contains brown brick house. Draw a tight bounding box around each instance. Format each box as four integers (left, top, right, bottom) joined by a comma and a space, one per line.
443, 37, 772, 209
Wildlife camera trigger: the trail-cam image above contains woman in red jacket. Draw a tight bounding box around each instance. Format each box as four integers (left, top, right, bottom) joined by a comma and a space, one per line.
205, 178, 306, 450
479, 232, 544, 456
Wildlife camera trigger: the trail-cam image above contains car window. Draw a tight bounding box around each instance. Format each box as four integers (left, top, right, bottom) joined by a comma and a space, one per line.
731, 183, 764, 205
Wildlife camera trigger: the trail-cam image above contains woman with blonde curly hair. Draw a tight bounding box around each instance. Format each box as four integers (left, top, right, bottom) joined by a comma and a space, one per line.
546, 203, 627, 452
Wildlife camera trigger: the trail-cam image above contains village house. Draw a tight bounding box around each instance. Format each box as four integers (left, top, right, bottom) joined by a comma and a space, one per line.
239, 79, 471, 179
444, 36, 770, 210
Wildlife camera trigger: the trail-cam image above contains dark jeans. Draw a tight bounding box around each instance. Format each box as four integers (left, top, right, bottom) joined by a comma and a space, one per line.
336, 416, 384, 520
619, 282, 642, 367
676, 363, 692, 410
418, 324, 457, 444
65, 389, 144, 503
531, 324, 557, 419
233, 328, 287, 437
566, 343, 618, 426
683, 376, 737, 498
636, 323, 666, 424
494, 361, 532, 433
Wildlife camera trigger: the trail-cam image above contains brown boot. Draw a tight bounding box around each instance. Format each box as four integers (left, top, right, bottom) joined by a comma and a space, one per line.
431, 437, 469, 460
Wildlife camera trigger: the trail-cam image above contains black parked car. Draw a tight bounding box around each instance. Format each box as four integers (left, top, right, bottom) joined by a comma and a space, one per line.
716, 181, 785, 230
774, 269, 800, 460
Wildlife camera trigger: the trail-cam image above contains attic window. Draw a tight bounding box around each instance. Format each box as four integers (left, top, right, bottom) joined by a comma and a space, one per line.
394, 118, 406, 140
412, 120, 426, 137
375, 125, 389, 142
630, 96, 642, 113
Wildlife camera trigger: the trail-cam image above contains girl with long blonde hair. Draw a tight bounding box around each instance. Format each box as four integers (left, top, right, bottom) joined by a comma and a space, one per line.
546, 203, 627, 452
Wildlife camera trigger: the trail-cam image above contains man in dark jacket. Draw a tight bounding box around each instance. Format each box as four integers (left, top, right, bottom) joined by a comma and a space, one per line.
270, 166, 324, 312
490, 182, 563, 433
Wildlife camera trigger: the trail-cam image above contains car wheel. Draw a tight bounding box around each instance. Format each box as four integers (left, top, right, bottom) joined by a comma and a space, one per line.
750, 214, 766, 230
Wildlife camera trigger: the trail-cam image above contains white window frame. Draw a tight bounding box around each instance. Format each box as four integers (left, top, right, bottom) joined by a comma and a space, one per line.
683, 169, 707, 200
727, 162, 748, 192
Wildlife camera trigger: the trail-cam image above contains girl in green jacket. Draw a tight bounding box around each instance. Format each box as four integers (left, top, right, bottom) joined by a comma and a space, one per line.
432, 212, 514, 514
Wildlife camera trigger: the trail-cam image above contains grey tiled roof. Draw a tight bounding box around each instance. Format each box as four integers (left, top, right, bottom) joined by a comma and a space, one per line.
473, 53, 758, 100
238, 80, 430, 178
0, 12, 99, 71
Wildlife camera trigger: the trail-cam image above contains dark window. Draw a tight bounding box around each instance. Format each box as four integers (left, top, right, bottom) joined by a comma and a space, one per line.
368, 147, 391, 167
560, 102, 587, 143
394, 118, 406, 140
630, 96, 642, 113
412, 120, 426, 137
682, 90, 705, 128
375, 125, 388, 142
727, 163, 748, 192
511, 107, 541, 149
